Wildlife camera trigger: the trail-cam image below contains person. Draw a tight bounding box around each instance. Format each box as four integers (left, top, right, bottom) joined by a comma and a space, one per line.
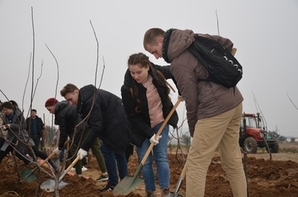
121, 52, 178, 197
45, 98, 109, 180
143, 28, 247, 197
60, 83, 131, 192
26, 109, 45, 151
0, 100, 6, 138
0, 101, 58, 172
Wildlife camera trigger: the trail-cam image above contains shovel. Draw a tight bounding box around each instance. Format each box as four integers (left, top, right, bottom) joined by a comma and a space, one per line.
21, 152, 56, 182
171, 163, 187, 197
113, 97, 183, 196
40, 155, 80, 192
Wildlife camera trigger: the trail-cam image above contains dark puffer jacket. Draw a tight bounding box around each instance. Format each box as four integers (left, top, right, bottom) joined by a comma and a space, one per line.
54, 101, 87, 150
77, 85, 131, 155
121, 63, 179, 147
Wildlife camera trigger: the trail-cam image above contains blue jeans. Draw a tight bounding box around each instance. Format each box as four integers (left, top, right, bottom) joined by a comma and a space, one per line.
100, 142, 127, 187
136, 123, 170, 191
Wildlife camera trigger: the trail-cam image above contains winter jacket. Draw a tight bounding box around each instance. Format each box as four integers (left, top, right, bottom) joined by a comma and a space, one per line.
25, 115, 43, 137
77, 85, 131, 155
163, 29, 243, 136
1, 109, 34, 152
121, 63, 179, 147
54, 101, 87, 150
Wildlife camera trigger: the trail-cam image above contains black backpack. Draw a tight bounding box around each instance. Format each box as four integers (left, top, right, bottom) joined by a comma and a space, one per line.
187, 34, 243, 88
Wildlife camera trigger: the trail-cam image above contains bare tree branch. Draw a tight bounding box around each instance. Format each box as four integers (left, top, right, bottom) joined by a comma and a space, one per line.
286, 92, 298, 111
89, 20, 100, 87
45, 44, 60, 98
22, 53, 32, 111
215, 9, 220, 36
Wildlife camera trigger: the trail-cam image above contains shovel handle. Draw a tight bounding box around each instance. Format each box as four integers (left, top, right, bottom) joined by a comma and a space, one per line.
58, 155, 80, 182
140, 97, 183, 165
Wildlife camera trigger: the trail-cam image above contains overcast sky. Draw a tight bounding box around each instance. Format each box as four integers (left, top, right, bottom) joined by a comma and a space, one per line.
0, 0, 297, 137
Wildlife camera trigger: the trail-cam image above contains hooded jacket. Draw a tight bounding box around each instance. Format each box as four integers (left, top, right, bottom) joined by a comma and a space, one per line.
121, 63, 179, 147
1, 109, 34, 152
77, 85, 131, 155
54, 100, 87, 150
163, 29, 243, 136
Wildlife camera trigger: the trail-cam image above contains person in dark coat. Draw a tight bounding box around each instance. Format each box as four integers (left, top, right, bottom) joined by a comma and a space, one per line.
26, 109, 44, 150
0, 101, 58, 172
60, 83, 131, 192
45, 98, 108, 180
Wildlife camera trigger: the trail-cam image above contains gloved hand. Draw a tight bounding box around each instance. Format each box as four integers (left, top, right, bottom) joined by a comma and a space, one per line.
53, 147, 61, 155
77, 148, 88, 160
178, 95, 184, 102
149, 134, 162, 145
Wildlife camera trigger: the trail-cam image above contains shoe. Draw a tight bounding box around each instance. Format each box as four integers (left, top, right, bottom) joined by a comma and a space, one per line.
96, 174, 109, 182
98, 184, 114, 192
71, 167, 75, 171
82, 166, 88, 171
162, 187, 170, 197
146, 190, 156, 197
77, 174, 82, 178
96, 173, 108, 182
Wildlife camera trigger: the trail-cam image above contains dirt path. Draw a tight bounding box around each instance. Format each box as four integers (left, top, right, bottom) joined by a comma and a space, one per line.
0, 150, 298, 197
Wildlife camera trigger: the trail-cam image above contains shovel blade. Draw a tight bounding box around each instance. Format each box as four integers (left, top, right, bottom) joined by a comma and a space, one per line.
113, 175, 144, 196
170, 192, 183, 197
20, 167, 37, 182
40, 179, 69, 192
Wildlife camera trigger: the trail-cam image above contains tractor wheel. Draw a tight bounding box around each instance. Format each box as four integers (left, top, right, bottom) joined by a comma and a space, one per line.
267, 139, 279, 153
243, 137, 258, 153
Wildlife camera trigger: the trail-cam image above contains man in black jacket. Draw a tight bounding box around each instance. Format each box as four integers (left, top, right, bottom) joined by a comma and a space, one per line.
26, 109, 44, 150
60, 83, 131, 192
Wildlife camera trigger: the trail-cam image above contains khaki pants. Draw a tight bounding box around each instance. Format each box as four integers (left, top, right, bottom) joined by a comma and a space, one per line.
186, 103, 247, 197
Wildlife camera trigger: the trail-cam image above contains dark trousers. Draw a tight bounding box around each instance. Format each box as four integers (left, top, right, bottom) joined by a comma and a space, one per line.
30, 135, 40, 150
0, 138, 31, 164
101, 142, 127, 187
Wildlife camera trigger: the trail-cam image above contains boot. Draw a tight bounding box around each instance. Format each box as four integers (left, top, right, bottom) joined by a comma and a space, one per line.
162, 187, 170, 197
146, 190, 156, 197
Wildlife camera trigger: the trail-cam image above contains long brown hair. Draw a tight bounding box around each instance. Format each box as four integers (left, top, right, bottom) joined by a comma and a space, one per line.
127, 52, 170, 113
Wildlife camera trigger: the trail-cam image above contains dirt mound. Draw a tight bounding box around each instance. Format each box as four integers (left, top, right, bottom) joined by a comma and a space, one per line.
0, 152, 298, 197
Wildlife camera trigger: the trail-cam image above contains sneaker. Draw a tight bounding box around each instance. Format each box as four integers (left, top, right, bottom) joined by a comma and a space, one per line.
98, 184, 114, 192
71, 167, 75, 171
96, 174, 109, 182
82, 166, 88, 171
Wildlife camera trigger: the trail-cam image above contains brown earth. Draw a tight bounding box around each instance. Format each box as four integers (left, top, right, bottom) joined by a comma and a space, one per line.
0, 146, 298, 197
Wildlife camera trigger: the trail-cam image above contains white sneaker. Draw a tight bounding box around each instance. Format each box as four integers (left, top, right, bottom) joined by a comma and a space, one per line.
71, 167, 75, 171
82, 166, 88, 171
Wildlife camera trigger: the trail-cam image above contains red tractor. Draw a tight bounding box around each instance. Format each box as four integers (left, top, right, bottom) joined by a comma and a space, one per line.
239, 112, 279, 154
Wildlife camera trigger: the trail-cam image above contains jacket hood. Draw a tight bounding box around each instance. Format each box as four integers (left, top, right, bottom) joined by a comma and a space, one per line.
163, 29, 195, 63
77, 84, 97, 113
55, 100, 69, 114
79, 84, 97, 103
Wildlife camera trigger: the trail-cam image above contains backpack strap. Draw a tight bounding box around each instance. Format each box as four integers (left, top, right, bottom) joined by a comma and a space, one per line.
156, 70, 175, 93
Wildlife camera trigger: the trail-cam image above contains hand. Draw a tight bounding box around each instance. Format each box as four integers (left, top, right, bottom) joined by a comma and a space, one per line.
77, 148, 87, 160
2, 125, 7, 131
178, 95, 184, 102
53, 147, 61, 155
149, 134, 162, 145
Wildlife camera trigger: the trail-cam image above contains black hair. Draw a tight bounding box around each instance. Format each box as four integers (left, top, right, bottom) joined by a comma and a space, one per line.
1, 101, 14, 109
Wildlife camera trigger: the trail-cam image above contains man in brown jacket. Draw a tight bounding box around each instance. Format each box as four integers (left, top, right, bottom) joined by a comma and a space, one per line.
143, 28, 247, 197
